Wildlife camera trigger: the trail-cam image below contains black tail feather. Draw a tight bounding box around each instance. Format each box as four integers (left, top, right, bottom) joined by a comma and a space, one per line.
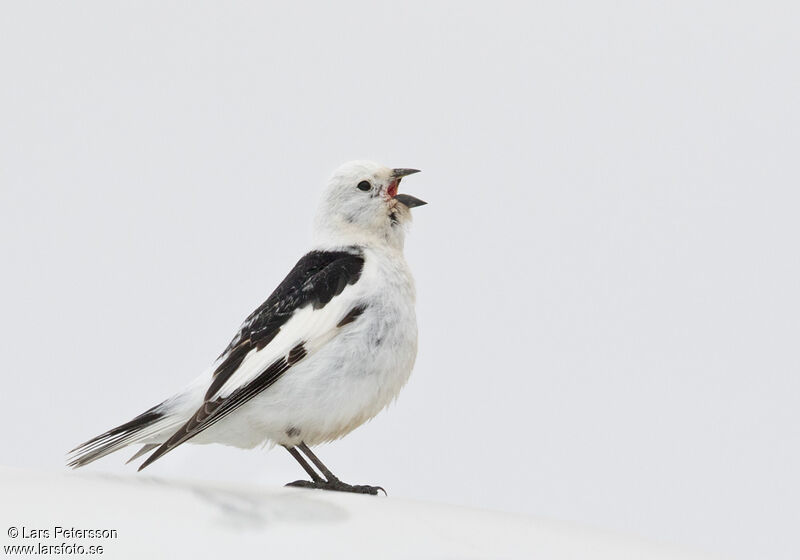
67, 405, 164, 468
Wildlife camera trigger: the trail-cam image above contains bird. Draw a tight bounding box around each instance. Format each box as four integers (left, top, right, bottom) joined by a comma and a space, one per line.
67, 160, 426, 495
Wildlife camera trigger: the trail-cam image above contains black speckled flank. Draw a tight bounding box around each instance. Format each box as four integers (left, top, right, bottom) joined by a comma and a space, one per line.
205, 249, 364, 400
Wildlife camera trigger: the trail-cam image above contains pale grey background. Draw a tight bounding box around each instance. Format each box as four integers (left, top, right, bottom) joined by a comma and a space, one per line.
1, 2, 798, 559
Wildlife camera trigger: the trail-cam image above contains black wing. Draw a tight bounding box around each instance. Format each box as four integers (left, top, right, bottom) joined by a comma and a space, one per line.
137, 248, 365, 470
206, 248, 365, 400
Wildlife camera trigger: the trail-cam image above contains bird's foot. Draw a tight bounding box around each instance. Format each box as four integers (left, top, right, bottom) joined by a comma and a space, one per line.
285, 479, 386, 496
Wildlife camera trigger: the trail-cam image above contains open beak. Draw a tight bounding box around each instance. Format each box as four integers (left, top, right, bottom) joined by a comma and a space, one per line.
390, 168, 427, 208
392, 168, 421, 179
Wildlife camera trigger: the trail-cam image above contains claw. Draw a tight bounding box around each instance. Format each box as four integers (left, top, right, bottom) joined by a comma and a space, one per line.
285, 480, 318, 489
283, 479, 386, 495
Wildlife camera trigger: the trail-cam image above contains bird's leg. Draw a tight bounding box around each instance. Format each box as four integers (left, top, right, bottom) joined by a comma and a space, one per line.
285, 442, 385, 496
296, 442, 341, 482
283, 445, 324, 486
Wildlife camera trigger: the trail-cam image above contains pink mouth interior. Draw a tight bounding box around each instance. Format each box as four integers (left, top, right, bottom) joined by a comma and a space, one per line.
387, 179, 399, 198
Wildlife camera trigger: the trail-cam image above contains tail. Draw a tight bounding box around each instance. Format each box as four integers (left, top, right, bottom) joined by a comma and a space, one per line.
67, 403, 181, 468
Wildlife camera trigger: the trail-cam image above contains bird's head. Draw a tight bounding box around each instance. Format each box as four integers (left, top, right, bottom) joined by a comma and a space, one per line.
314, 160, 426, 250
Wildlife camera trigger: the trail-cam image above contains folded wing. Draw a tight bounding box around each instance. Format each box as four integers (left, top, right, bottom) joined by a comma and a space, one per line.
137, 248, 366, 470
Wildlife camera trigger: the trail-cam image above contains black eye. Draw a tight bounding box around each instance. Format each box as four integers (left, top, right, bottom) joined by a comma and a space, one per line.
357, 180, 372, 192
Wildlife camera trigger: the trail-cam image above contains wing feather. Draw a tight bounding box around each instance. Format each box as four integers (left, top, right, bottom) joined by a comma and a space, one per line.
138, 248, 366, 470
205, 249, 364, 399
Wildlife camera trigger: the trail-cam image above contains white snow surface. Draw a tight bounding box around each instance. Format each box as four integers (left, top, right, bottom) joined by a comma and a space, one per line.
0, 466, 718, 559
